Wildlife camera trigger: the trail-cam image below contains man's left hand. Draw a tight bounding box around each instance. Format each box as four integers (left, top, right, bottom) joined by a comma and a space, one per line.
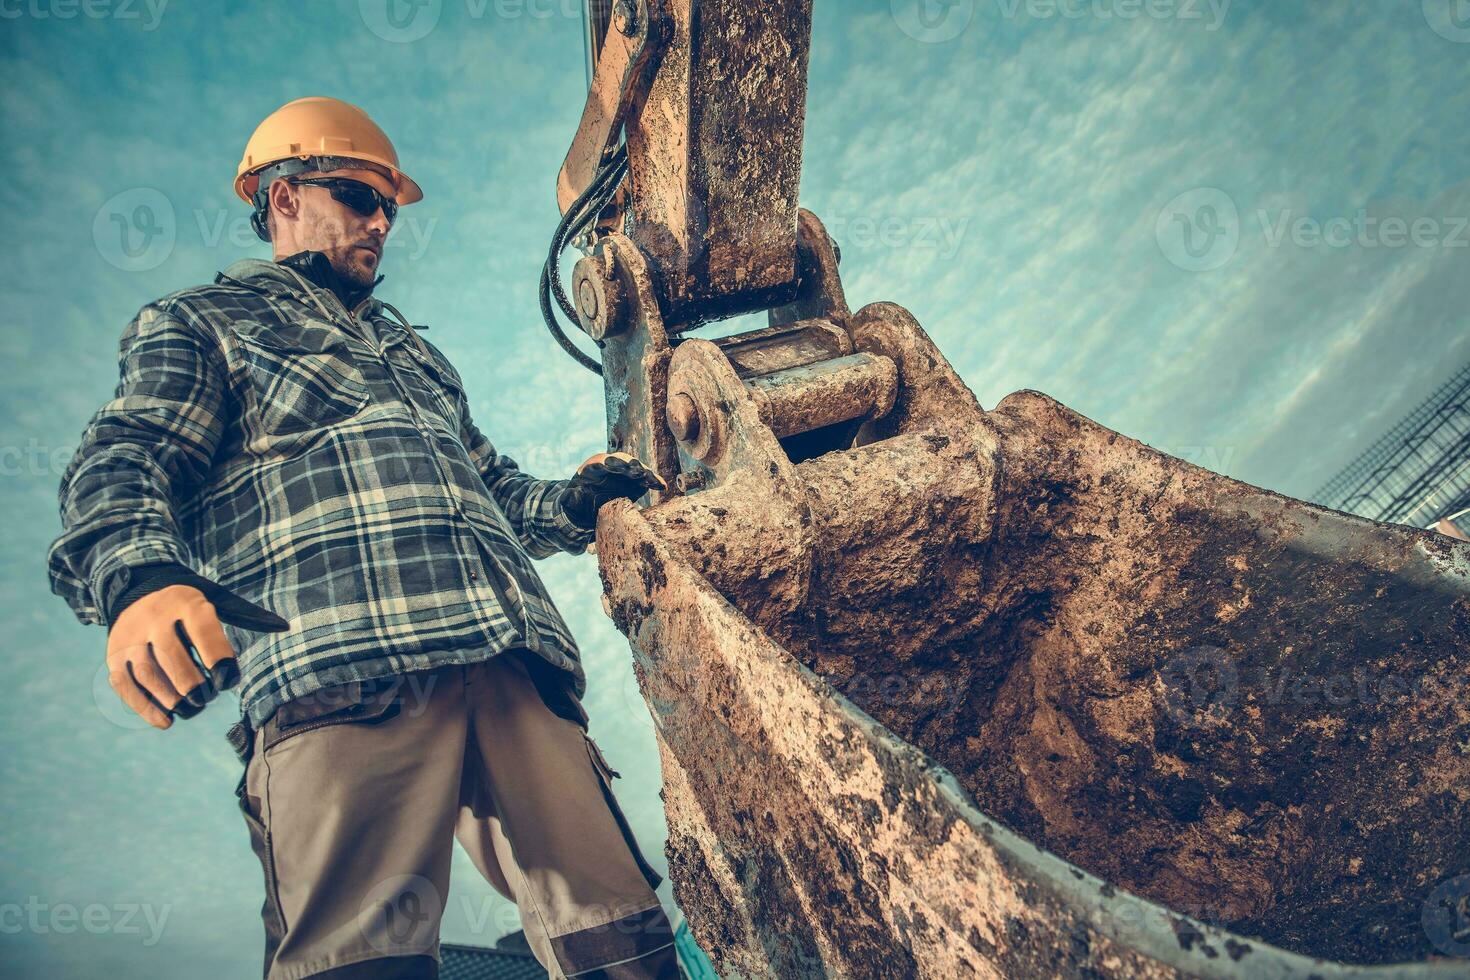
565, 452, 668, 529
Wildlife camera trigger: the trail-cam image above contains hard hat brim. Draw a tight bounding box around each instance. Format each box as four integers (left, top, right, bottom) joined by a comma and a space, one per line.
235, 155, 422, 206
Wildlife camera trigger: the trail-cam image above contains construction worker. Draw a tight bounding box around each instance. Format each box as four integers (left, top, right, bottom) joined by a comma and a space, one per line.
48, 96, 679, 980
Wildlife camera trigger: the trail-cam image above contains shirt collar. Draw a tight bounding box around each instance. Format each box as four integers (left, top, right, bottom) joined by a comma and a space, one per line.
219, 254, 385, 320
276, 250, 382, 310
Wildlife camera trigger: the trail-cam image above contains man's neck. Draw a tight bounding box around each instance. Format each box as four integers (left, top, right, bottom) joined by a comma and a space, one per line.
275, 250, 380, 310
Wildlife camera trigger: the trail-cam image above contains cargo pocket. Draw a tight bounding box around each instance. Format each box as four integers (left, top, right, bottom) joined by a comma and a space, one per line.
261, 676, 406, 754
584, 732, 664, 892
230, 322, 369, 439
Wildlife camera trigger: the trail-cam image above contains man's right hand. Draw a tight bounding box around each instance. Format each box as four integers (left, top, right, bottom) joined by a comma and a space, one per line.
106, 585, 253, 730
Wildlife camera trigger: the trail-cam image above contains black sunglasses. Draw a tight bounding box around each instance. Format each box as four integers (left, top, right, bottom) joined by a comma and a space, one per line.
288, 176, 398, 225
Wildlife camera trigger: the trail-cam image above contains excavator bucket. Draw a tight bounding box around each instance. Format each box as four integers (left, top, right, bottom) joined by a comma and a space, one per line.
550, 2, 1470, 975
594, 300, 1470, 976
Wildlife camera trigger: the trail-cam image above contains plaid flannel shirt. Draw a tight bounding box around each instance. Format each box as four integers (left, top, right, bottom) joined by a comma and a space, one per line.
48, 258, 596, 727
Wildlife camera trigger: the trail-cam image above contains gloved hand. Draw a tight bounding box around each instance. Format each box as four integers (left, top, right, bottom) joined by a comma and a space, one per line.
105, 584, 289, 730
564, 452, 668, 529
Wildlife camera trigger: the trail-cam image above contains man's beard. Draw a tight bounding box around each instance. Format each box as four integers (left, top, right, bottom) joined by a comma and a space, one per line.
330, 246, 378, 290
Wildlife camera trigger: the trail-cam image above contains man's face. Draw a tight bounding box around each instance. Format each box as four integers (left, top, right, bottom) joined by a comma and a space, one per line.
275, 167, 396, 289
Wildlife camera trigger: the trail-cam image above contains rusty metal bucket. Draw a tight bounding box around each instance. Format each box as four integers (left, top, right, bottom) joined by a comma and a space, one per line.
594, 302, 1470, 978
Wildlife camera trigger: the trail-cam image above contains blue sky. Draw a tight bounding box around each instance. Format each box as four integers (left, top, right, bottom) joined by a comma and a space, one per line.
2, 0, 1467, 974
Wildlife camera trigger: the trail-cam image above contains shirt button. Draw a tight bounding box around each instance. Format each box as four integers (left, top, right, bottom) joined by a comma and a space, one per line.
469, 569, 478, 581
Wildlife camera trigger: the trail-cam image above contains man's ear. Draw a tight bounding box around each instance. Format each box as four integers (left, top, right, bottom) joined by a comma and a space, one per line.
267, 179, 302, 226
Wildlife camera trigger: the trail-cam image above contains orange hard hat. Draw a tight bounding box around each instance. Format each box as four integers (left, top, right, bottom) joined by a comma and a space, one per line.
234, 96, 422, 205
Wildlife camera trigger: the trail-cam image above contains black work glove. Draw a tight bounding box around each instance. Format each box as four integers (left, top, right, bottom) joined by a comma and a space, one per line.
563, 452, 668, 529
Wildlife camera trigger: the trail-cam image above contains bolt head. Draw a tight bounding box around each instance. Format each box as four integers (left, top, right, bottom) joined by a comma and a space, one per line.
578, 278, 600, 321
614, 0, 637, 35
571, 249, 627, 341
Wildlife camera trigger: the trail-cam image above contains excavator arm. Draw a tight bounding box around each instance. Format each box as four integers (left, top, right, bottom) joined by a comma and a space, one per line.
545, 5, 1470, 978
557, 0, 660, 218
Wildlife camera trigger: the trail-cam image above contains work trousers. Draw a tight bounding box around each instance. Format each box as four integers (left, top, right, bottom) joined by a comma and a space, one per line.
228, 649, 677, 979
